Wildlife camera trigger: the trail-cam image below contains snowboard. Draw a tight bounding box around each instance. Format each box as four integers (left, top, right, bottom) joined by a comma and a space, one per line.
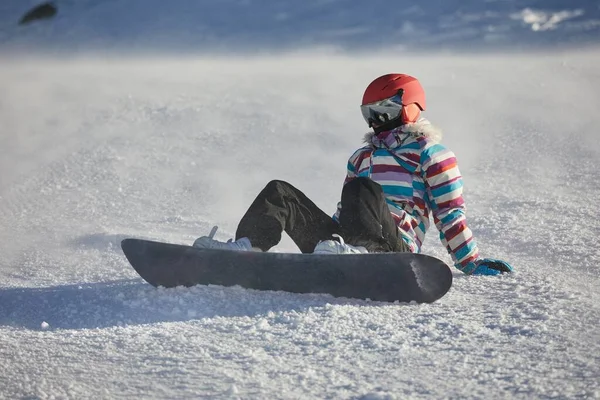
121, 238, 453, 303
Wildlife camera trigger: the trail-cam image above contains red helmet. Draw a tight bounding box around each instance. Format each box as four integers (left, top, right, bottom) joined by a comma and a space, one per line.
361, 74, 426, 132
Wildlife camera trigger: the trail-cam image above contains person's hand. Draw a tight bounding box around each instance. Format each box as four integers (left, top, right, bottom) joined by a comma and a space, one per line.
467, 258, 514, 276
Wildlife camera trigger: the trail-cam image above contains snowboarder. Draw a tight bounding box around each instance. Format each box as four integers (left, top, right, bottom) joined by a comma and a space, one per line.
194, 73, 513, 276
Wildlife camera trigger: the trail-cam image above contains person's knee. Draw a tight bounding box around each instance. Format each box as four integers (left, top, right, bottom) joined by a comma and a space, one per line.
265, 179, 289, 190
263, 180, 295, 196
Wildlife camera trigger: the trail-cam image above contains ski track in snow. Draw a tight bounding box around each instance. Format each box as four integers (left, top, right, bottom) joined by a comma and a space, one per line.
1, 44, 600, 400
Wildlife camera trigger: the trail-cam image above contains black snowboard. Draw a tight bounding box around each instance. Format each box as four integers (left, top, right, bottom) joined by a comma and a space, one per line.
121, 239, 453, 303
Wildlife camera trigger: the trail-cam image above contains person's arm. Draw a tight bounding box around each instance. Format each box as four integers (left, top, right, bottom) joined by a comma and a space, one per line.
421, 143, 480, 272
421, 143, 513, 275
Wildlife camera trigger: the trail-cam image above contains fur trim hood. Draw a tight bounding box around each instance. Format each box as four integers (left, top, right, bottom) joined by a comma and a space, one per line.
363, 118, 443, 149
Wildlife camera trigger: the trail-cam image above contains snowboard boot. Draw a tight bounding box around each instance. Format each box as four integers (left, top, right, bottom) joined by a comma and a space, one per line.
193, 226, 255, 252
313, 235, 368, 255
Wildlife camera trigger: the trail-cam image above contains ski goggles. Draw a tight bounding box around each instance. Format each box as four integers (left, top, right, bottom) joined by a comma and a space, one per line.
360, 90, 404, 127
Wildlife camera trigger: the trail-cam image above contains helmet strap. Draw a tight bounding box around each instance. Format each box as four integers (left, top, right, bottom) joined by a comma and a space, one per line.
373, 118, 403, 134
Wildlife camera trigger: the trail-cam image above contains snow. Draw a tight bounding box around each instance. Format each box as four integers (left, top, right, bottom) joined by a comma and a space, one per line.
1, 0, 600, 399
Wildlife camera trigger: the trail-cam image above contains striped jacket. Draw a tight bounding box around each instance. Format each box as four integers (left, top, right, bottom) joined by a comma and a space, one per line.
335, 120, 480, 272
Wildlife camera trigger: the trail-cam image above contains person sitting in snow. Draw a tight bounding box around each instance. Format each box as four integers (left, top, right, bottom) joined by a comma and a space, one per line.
194, 73, 513, 275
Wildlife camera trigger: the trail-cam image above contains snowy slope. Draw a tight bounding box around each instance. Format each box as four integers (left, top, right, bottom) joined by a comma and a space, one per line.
1, 1, 600, 399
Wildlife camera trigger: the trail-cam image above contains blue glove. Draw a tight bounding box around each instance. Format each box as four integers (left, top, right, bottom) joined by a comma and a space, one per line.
463, 258, 514, 276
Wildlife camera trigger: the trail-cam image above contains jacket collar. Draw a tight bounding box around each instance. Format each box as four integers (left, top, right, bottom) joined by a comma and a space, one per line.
363, 118, 443, 149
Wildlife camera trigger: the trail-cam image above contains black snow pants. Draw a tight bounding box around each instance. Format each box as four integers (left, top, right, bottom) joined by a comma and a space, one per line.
235, 177, 410, 253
